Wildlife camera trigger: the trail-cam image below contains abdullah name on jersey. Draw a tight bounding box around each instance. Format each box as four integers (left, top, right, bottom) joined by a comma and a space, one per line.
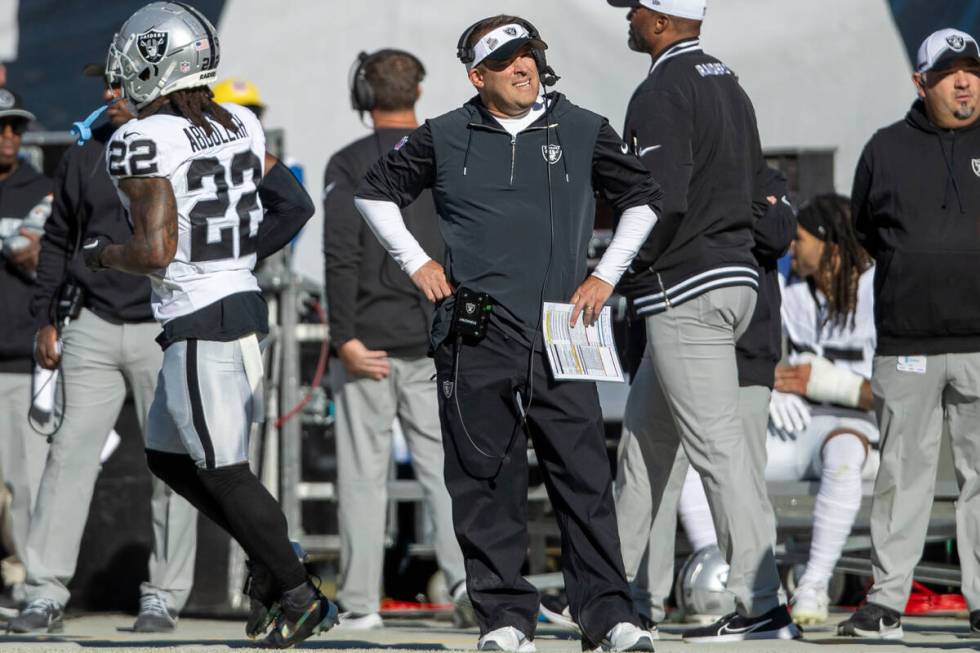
106, 101, 265, 324
781, 265, 876, 383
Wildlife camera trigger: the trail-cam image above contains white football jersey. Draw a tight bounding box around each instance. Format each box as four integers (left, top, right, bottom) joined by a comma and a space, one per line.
781, 266, 876, 380
106, 102, 265, 323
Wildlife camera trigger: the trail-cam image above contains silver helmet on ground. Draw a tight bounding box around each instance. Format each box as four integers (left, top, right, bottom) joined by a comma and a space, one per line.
106, 1, 220, 109
674, 544, 736, 622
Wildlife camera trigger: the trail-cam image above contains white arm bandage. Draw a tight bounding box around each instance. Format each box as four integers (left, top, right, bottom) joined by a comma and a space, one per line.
800, 354, 865, 408
592, 204, 659, 286
354, 197, 431, 277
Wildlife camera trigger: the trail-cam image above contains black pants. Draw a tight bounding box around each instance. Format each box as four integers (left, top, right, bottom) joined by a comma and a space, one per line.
435, 324, 637, 645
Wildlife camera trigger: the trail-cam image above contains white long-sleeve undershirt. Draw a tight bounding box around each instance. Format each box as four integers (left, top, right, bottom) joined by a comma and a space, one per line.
592, 204, 658, 286
354, 196, 658, 287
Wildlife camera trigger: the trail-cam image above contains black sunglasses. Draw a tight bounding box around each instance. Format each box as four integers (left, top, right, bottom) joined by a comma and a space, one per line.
0, 118, 28, 135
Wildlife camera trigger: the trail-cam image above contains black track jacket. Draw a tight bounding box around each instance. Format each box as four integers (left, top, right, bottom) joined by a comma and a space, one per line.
617, 38, 767, 317
853, 100, 980, 356
357, 92, 662, 349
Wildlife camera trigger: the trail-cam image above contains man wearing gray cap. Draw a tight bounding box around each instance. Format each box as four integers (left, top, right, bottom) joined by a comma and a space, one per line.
607, 0, 799, 643
838, 27, 980, 639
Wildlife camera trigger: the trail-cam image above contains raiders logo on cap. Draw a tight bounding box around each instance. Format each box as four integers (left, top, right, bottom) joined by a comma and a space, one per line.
137, 28, 169, 64
504, 26, 518, 36
0, 89, 14, 110
947, 34, 967, 51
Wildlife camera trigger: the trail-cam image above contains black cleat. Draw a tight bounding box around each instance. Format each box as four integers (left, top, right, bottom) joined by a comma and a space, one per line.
682, 605, 801, 643
260, 588, 338, 649
244, 559, 281, 639
7, 599, 64, 633
836, 602, 903, 640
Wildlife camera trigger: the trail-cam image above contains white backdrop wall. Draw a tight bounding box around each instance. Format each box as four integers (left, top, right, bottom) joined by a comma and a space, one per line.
215, 0, 914, 283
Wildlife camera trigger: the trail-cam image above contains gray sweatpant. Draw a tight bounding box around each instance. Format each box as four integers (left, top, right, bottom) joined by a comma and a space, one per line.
867, 353, 980, 612
331, 356, 465, 614
618, 285, 781, 618
616, 381, 774, 622
0, 373, 48, 564
24, 309, 197, 610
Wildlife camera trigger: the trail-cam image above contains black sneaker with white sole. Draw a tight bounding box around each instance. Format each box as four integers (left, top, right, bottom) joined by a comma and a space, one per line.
682, 605, 801, 643
836, 602, 903, 640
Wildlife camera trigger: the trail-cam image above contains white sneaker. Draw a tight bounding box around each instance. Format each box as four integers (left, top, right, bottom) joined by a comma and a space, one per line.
336, 611, 383, 630
791, 584, 830, 625
477, 626, 536, 652
593, 622, 656, 652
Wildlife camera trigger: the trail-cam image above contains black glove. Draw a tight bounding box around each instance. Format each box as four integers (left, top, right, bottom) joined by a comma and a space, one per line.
81, 236, 112, 271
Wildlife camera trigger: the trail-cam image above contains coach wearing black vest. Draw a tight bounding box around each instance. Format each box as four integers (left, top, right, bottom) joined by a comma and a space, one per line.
355, 15, 661, 653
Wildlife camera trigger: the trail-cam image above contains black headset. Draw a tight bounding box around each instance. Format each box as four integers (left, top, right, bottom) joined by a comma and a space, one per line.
455, 17, 560, 87
349, 49, 426, 114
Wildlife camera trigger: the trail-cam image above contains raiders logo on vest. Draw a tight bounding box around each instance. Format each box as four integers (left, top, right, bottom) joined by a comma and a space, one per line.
972, 159, 980, 177
542, 144, 562, 164
137, 28, 169, 64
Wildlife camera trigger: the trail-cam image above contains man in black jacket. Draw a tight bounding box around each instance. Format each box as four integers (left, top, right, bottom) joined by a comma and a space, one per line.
839, 27, 980, 639
607, 0, 799, 641
15, 77, 197, 634
0, 90, 51, 605
614, 167, 795, 630
355, 14, 662, 653
323, 48, 467, 630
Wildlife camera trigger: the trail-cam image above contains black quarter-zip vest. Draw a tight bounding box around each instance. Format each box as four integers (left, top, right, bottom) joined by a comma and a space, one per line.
426, 93, 604, 349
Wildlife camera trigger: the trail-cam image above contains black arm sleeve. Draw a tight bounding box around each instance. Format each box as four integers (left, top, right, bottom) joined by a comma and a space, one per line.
752, 167, 796, 265
355, 123, 435, 207
591, 119, 663, 216
322, 151, 362, 349
851, 142, 876, 258
32, 149, 78, 326
256, 160, 315, 261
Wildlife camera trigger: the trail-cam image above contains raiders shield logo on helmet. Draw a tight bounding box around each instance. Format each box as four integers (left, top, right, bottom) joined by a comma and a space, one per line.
972, 159, 980, 177
947, 34, 967, 52
542, 144, 563, 165
137, 28, 169, 63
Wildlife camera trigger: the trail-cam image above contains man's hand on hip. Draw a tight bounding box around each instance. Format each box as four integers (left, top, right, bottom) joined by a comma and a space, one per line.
411, 260, 454, 303
569, 275, 613, 327
35, 325, 61, 370
338, 338, 391, 380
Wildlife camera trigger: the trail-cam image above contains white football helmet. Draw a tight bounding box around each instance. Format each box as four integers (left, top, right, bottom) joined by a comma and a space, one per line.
106, 1, 220, 109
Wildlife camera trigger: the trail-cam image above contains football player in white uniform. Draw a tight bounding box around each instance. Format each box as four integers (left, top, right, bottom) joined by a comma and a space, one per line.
81, 2, 335, 647
677, 194, 877, 625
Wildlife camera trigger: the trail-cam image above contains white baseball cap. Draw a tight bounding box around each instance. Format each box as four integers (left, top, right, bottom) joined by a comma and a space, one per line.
606, 0, 707, 21
916, 28, 980, 73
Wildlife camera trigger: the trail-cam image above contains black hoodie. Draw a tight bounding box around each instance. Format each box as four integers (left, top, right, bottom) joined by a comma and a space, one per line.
0, 162, 52, 371
853, 100, 980, 355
